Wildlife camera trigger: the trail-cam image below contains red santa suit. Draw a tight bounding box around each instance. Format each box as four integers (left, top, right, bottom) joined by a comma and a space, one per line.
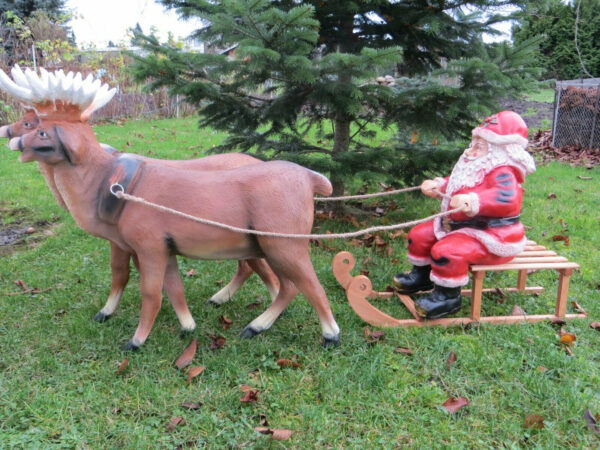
406, 111, 536, 288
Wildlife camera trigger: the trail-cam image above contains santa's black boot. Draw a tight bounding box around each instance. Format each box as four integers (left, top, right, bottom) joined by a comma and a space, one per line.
414, 285, 462, 319
393, 265, 433, 294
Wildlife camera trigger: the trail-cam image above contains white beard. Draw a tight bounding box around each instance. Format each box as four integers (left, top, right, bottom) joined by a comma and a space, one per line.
444, 144, 535, 198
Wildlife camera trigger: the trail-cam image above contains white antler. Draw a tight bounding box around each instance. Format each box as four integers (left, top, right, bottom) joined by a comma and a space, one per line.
0, 65, 116, 118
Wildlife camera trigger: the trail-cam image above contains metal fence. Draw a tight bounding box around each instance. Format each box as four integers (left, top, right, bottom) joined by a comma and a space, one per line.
552, 78, 600, 148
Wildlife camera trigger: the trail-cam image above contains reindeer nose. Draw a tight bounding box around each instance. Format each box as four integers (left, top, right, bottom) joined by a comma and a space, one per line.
8, 137, 22, 151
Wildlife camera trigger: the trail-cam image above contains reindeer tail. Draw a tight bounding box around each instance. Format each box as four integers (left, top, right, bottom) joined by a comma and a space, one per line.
309, 170, 333, 197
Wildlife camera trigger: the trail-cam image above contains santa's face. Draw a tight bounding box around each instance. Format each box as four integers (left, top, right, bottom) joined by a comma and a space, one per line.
463, 137, 489, 161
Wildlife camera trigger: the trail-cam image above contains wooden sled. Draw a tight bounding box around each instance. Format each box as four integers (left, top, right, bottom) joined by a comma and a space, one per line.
332, 241, 585, 328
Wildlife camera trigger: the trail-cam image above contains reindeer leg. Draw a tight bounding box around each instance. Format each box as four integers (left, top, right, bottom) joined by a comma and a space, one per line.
240, 278, 298, 338
94, 242, 131, 322
247, 258, 280, 302
163, 255, 196, 336
122, 252, 168, 351
282, 253, 340, 347
207, 260, 254, 306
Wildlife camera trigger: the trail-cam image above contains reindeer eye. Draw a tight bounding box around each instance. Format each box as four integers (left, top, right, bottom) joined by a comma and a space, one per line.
24, 122, 32, 128
38, 130, 49, 138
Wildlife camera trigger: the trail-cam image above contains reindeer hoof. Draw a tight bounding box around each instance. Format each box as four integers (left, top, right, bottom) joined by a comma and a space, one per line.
179, 329, 195, 339
322, 335, 340, 348
93, 311, 111, 322
205, 299, 222, 308
121, 340, 139, 351
240, 325, 262, 339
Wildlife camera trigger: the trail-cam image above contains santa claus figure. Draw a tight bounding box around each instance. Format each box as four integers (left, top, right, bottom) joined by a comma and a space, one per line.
394, 111, 536, 319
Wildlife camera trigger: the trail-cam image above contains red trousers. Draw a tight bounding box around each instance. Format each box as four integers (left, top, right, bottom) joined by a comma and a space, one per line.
407, 221, 512, 287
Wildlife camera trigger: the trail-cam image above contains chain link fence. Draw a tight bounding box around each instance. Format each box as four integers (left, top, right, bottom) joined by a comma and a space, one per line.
552, 78, 600, 148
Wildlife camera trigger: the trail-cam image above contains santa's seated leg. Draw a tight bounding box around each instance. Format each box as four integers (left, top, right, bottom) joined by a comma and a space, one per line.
415, 234, 511, 319
394, 221, 435, 294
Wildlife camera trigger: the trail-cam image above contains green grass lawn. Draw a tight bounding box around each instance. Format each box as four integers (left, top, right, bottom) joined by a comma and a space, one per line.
525, 88, 555, 104
1, 117, 600, 447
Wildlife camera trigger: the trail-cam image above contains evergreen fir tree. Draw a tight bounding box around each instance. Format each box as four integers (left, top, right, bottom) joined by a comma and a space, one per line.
513, 0, 600, 80
130, 0, 541, 197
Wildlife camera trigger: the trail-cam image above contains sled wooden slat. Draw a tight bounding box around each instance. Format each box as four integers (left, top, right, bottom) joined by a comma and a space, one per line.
333, 241, 583, 329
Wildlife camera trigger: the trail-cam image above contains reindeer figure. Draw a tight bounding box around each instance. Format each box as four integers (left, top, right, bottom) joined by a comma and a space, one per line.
0, 68, 279, 323
2, 68, 340, 349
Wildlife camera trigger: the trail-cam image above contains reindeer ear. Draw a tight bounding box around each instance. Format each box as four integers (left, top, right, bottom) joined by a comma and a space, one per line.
55, 126, 81, 165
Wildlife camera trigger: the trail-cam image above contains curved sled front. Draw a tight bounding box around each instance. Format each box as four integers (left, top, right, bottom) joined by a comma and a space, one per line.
335, 250, 586, 328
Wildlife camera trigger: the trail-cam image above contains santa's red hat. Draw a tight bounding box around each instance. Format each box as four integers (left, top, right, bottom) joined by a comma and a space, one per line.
472, 110, 528, 147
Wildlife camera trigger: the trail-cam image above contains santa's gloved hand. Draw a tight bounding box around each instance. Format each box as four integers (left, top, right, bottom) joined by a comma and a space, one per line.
450, 193, 478, 217
421, 179, 442, 198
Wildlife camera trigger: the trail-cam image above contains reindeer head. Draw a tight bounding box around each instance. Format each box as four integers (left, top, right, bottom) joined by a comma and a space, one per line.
9, 121, 93, 165
0, 110, 39, 139
0, 65, 117, 164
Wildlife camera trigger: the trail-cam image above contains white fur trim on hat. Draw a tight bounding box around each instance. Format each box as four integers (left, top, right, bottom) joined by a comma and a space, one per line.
473, 127, 528, 148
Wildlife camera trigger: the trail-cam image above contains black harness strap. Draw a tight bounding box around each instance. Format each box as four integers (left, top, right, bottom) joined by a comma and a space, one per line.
97, 153, 145, 224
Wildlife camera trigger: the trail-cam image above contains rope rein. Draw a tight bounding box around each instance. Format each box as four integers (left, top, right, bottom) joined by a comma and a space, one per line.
110, 183, 465, 240
314, 185, 420, 201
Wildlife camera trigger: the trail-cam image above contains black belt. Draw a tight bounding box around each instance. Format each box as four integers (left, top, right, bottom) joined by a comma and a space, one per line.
442, 215, 520, 232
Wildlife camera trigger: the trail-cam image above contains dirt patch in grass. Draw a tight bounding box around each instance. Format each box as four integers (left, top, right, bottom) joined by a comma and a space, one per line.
0, 206, 57, 255
499, 98, 553, 131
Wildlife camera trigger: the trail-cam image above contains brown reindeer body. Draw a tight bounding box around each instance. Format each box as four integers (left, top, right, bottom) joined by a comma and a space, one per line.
12, 120, 339, 349
1, 112, 279, 323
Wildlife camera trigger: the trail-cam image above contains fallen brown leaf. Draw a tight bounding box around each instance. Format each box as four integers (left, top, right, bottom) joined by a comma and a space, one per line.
166, 417, 186, 432
185, 269, 196, 277
446, 351, 457, 368
276, 359, 300, 369
442, 397, 469, 413
559, 333, 576, 346
181, 401, 202, 410
186, 366, 205, 385
14, 280, 28, 291
571, 301, 586, 315
524, 414, 544, 429
175, 338, 198, 370
255, 427, 293, 441
584, 410, 599, 434
590, 322, 600, 330
552, 234, 570, 246
363, 327, 385, 343
240, 387, 259, 403
210, 335, 226, 350
394, 347, 413, 356
511, 305, 527, 316
537, 366, 548, 372
246, 301, 262, 310
218, 315, 233, 330
547, 192, 557, 199
115, 358, 129, 375
374, 235, 387, 248
577, 176, 592, 180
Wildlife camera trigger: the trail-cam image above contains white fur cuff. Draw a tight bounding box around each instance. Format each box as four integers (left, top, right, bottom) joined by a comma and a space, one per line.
468, 193, 480, 215
430, 272, 470, 288
407, 254, 432, 266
